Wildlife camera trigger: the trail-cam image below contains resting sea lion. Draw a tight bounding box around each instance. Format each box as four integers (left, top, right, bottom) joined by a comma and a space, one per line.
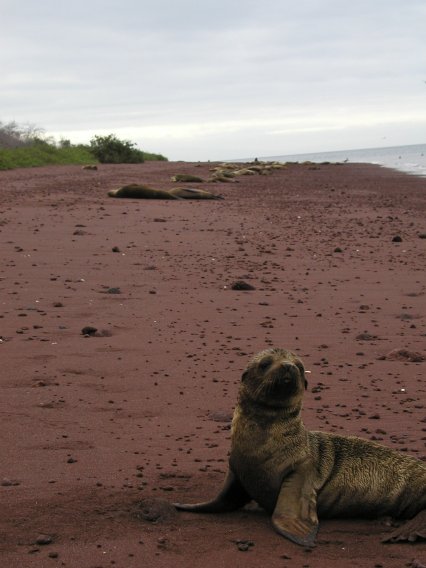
175, 348, 426, 546
171, 174, 204, 183
168, 187, 223, 200
108, 184, 180, 200
233, 168, 257, 176
208, 174, 237, 183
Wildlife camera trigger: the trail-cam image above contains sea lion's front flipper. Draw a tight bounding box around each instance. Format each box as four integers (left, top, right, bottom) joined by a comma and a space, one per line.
272, 462, 319, 547
174, 469, 251, 513
382, 509, 426, 543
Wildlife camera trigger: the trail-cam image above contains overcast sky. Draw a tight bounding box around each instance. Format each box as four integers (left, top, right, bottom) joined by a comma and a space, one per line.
1, 0, 425, 160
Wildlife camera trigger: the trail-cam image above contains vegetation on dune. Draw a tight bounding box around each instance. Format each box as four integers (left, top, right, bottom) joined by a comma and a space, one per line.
142, 150, 168, 161
0, 139, 97, 170
0, 121, 168, 170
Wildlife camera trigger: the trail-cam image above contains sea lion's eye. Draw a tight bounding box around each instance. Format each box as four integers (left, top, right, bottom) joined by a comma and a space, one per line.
258, 357, 273, 370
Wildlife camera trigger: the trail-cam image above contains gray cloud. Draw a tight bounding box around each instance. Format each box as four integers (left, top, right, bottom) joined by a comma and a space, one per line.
1, 0, 425, 159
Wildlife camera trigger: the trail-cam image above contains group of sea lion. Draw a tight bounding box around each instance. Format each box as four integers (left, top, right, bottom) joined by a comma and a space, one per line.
107, 161, 289, 198
175, 348, 426, 546
208, 161, 288, 183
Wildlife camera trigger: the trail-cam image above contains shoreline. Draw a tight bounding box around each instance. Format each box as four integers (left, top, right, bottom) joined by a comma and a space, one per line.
3, 153, 426, 180
230, 142, 426, 178
0, 161, 425, 567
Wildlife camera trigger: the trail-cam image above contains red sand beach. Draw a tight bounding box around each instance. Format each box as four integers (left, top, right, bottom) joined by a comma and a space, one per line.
0, 161, 425, 567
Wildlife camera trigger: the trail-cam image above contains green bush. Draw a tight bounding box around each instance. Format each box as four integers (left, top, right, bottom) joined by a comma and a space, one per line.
143, 151, 168, 161
89, 134, 145, 164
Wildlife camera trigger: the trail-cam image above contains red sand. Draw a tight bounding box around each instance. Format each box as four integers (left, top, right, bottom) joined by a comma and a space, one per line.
0, 161, 425, 567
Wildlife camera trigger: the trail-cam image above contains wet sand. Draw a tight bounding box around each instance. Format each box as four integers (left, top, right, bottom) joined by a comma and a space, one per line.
0, 161, 425, 567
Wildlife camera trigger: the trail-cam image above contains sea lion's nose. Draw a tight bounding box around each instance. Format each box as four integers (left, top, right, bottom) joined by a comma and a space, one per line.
279, 362, 298, 383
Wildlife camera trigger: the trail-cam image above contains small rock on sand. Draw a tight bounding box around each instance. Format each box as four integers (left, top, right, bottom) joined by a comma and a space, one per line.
230, 280, 256, 291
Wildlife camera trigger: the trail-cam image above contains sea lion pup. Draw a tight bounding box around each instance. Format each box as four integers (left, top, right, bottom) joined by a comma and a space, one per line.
108, 184, 180, 199
168, 187, 223, 200
175, 348, 426, 546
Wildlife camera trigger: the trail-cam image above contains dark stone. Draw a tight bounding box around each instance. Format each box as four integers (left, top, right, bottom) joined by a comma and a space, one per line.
81, 326, 98, 336
231, 280, 256, 291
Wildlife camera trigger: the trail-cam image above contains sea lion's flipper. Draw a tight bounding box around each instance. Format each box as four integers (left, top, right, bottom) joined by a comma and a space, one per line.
272, 463, 319, 547
174, 469, 251, 513
382, 509, 426, 543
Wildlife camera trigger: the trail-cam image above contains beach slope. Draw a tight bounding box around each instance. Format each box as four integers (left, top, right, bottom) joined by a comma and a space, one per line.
0, 161, 425, 567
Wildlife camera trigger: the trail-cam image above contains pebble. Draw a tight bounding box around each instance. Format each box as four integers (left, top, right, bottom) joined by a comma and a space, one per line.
134, 498, 177, 523
107, 287, 121, 294
230, 280, 256, 291
234, 539, 254, 552
35, 535, 53, 545
1, 478, 20, 486
81, 326, 98, 336
381, 349, 425, 362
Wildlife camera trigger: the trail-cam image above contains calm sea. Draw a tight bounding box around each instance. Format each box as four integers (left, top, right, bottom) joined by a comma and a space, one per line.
254, 143, 426, 177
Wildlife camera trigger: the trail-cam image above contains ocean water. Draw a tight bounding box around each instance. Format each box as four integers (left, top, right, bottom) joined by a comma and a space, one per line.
257, 143, 426, 177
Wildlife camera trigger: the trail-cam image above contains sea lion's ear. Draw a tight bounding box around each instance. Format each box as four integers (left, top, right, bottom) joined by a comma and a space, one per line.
241, 370, 248, 382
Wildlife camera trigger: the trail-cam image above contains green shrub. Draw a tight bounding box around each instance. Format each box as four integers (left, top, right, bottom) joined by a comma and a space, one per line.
89, 134, 145, 164
143, 151, 168, 161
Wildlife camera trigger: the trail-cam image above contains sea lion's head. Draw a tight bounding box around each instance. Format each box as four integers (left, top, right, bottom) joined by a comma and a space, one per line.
240, 348, 307, 408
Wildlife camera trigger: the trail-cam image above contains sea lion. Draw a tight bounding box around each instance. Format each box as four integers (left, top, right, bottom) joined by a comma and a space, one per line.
208, 174, 237, 183
233, 168, 257, 176
168, 187, 223, 200
175, 348, 426, 546
108, 184, 180, 200
171, 174, 204, 183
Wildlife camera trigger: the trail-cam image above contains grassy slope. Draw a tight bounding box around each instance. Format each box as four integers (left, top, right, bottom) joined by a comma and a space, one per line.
0, 144, 97, 170
0, 146, 168, 170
